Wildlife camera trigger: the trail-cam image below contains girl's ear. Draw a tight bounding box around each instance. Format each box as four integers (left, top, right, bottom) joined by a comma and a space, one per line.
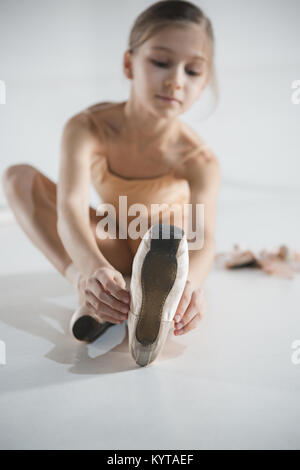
123, 50, 133, 79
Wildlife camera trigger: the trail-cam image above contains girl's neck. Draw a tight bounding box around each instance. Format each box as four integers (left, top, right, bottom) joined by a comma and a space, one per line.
122, 98, 181, 152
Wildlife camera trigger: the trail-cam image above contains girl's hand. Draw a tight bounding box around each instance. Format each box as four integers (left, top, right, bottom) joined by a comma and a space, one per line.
173, 280, 207, 336
82, 266, 131, 325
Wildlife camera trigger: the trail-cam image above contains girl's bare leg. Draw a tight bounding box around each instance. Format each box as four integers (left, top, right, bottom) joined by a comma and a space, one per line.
2, 164, 133, 296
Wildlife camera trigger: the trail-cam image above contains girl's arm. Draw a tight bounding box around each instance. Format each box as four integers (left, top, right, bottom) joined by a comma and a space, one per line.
57, 113, 110, 278
172, 149, 221, 336
184, 148, 221, 287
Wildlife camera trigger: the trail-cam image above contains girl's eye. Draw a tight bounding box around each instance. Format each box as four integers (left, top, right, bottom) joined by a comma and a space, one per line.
150, 60, 201, 77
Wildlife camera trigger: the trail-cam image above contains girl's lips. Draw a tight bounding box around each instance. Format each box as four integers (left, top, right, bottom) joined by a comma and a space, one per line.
156, 95, 180, 103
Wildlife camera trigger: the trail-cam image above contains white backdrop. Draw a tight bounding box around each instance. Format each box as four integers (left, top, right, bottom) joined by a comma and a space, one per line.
0, 0, 299, 208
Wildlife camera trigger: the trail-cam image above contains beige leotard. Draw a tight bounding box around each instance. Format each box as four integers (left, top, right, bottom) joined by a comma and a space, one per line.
83, 103, 195, 256
90, 153, 191, 256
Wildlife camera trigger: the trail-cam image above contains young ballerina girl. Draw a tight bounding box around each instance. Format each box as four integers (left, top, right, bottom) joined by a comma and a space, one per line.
2, 0, 221, 340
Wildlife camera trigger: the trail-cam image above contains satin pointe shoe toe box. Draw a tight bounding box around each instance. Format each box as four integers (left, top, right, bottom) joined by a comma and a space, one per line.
69, 305, 115, 343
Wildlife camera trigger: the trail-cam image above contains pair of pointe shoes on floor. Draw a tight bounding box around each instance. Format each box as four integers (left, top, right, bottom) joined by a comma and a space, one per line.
69, 223, 189, 367
215, 243, 300, 279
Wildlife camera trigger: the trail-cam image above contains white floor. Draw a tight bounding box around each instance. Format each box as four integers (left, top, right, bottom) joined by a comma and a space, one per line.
0, 184, 300, 450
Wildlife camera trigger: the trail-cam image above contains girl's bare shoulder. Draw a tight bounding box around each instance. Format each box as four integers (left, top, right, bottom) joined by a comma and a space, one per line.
80, 101, 124, 138
179, 121, 207, 152
181, 121, 218, 160
173, 121, 218, 178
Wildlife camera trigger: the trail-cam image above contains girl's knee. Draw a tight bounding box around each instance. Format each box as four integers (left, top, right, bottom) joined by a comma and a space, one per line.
2, 164, 38, 193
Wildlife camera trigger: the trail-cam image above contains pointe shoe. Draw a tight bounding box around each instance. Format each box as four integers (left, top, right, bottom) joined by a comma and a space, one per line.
128, 223, 189, 367
69, 304, 115, 343
225, 250, 258, 268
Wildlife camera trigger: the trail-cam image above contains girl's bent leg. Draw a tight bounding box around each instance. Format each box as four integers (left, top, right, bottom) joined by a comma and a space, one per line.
2, 164, 133, 286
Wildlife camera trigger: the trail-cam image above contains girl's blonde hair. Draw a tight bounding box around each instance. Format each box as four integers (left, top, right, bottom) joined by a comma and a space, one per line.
126, 0, 219, 117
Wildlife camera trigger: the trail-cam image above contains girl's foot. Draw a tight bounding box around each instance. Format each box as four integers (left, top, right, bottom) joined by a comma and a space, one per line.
70, 275, 114, 342
76, 274, 87, 306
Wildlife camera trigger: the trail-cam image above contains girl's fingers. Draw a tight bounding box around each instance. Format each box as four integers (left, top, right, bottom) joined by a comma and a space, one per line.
176, 297, 198, 329
86, 278, 129, 313
95, 268, 130, 303
86, 300, 120, 324
175, 312, 202, 335
113, 271, 127, 291
174, 280, 194, 323
104, 278, 129, 303
84, 291, 128, 323
175, 289, 206, 333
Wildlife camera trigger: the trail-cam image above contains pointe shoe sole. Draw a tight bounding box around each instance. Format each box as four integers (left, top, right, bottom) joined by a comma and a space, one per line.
128, 224, 189, 367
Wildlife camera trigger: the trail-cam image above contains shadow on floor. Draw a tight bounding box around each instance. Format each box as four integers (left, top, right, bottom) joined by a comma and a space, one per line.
0, 271, 186, 390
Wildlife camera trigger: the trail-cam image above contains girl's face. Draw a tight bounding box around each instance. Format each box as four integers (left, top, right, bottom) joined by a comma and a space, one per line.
125, 25, 210, 116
